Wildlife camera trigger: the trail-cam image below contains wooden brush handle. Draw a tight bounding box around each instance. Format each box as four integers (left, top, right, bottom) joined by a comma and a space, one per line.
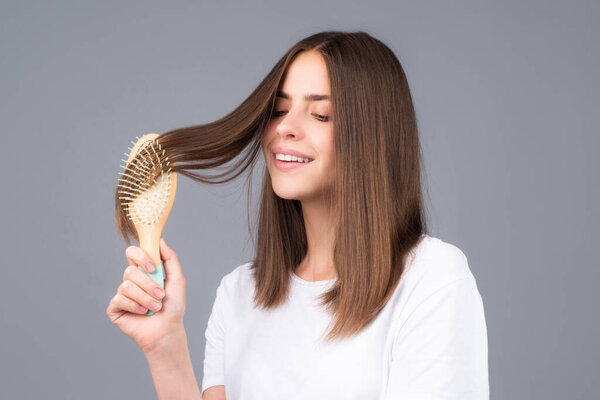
125, 132, 178, 316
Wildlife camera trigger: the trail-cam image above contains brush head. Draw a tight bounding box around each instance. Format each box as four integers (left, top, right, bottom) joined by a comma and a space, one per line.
118, 134, 174, 226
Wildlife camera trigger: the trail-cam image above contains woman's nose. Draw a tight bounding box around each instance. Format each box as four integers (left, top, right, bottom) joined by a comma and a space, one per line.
276, 109, 304, 139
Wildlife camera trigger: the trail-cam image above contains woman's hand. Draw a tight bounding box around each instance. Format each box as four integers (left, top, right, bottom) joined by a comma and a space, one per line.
106, 237, 187, 353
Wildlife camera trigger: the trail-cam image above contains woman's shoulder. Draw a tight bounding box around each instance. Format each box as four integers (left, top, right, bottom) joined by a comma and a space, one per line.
383, 234, 482, 325
402, 234, 476, 295
216, 260, 254, 294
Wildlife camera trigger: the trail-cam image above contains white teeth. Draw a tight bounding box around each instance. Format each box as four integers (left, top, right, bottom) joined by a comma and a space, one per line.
275, 153, 311, 163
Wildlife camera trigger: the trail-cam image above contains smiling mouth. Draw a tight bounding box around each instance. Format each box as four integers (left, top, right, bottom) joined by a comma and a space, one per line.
275, 158, 313, 164
272, 152, 314, 163
272, 153, 314, 170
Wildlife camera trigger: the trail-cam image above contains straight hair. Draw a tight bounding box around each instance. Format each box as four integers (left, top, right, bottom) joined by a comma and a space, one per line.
115, 30, 428, 342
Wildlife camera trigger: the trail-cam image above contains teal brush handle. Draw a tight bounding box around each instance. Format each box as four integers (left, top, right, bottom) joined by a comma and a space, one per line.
137, 263, 165, 316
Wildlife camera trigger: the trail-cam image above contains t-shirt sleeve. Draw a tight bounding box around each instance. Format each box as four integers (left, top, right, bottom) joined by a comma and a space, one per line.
201, 275, 228, 396
384, 277, 489, 399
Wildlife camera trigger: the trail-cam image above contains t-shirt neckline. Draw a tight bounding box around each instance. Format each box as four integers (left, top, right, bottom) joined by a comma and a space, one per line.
290, 271, 338, 287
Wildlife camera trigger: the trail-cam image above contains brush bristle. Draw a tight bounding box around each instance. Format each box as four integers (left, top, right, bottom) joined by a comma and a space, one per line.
117, 137, 172, 225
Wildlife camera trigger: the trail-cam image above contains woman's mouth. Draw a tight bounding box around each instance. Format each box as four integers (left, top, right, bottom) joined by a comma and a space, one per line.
272, 153, 314, 171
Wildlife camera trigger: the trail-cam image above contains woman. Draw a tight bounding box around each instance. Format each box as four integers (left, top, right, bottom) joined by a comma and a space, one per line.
107, 31, 489, 399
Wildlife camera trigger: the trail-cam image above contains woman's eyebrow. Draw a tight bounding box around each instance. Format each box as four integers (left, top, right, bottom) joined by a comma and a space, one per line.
276, 90, 330, 101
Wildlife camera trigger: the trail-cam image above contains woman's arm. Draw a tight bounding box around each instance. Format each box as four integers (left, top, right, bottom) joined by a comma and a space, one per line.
202, 385, 226, 400
143, 328, 203, 400
385, 277, 489, 399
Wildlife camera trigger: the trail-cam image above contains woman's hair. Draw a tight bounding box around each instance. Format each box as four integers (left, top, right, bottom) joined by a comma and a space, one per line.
115, 30, 428, 342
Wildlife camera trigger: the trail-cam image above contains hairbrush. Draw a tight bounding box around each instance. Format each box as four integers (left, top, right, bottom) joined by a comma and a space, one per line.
117, 133, 177, 315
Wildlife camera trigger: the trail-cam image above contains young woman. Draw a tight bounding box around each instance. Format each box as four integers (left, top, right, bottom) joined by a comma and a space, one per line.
107, 31, 489, 399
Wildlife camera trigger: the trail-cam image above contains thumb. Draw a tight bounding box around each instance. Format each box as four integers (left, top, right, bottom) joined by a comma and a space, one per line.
159, 237, 184, 282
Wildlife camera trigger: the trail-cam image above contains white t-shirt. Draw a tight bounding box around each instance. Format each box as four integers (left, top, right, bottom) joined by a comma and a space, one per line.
201, 234, 489, 399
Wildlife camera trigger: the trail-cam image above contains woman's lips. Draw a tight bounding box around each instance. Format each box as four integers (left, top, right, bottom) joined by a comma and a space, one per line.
272, 153, 313, 171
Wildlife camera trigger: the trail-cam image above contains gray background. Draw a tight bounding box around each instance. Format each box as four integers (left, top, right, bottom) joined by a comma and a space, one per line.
1, 1, 598, 399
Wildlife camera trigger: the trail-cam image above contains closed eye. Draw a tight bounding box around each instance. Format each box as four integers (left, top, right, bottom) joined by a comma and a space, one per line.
271, 110, 330, 122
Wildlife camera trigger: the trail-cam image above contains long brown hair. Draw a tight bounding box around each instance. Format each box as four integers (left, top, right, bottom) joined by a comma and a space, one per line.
115, 30, 428, 342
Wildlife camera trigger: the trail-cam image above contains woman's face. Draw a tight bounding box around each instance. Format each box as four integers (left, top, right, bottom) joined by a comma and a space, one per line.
261, 50, 335, 203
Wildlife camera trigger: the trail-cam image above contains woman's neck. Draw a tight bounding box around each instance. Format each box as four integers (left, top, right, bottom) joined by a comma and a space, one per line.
296, 198, 337, 282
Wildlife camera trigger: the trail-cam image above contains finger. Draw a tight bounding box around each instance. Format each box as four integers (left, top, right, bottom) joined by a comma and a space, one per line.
111, 293, 150, 315
126, 245, 155, 273
118, 279, 163, 313
122, 265, 165, 300
159, 237, 184, 283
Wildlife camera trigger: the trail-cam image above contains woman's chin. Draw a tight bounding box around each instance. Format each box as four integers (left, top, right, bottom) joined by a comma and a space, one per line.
273, 190, 304, 201
272, 185, 311, 201
271, 178, 334, 203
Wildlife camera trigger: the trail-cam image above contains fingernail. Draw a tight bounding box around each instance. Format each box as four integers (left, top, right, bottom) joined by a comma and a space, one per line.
146, 261, 155, 273
154, 287, 164, 298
